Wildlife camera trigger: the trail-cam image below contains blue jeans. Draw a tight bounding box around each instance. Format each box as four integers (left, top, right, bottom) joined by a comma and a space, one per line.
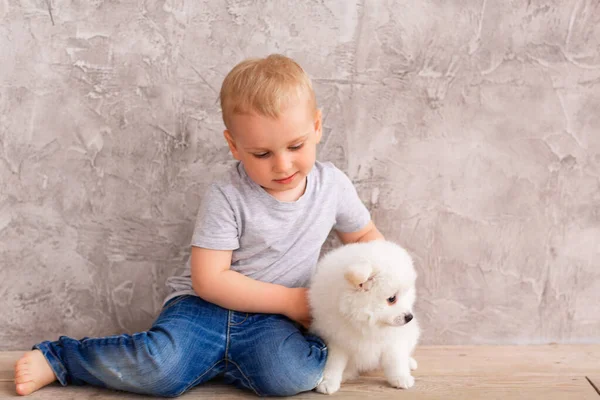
33, 295, 327, 397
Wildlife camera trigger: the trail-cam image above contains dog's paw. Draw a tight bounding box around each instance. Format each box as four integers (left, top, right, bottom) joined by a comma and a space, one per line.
315, 378, 341, 395
388, 374, 415, 389
409, 357, 418, 370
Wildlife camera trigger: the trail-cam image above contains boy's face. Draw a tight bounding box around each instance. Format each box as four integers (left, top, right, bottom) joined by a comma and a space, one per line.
224, 99, 322, 200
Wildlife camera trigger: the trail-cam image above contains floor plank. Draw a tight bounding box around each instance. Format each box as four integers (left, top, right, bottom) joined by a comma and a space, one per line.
1, 345, 599, 399
401, 344, 600, 376
1, 376, 597, 399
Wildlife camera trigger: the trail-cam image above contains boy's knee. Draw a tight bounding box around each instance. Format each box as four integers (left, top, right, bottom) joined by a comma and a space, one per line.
103, 368, 180, 397
252, 346, 327, 396
105, 342, 188, 397
256, 368, 323, 397
121, 367, 186, 397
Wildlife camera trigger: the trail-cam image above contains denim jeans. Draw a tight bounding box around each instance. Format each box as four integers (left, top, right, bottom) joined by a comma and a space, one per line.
33, 295, 328, 397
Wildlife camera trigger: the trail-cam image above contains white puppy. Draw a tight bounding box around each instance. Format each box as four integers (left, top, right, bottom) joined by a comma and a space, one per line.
309, 240, 420, 395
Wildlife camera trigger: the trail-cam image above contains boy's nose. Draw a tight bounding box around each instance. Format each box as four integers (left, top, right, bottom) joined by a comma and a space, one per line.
273, 154, 292, 173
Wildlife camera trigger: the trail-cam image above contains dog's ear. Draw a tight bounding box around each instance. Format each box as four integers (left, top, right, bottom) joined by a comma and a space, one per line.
344, 262, 374, 290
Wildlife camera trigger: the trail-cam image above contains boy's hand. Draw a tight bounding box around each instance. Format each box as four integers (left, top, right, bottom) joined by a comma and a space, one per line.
284, 288, 312, 329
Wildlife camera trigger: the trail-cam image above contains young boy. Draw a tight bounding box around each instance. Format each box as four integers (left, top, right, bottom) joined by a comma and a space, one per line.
14, 54, 384, 397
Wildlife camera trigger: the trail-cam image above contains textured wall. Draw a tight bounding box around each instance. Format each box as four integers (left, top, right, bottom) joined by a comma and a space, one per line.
1, 0, 599, 350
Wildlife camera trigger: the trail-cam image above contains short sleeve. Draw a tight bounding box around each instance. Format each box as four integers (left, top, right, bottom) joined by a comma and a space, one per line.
191, 184, 240, 250
333, 168, 371, 233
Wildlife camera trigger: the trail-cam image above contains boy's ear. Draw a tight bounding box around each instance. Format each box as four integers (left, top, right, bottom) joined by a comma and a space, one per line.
314, 109, 322, 144
344, 262, 374, 291
224, 130, 241, 160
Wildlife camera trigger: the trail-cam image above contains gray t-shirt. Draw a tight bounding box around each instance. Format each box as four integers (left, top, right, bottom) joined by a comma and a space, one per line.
163, 160, 371, 305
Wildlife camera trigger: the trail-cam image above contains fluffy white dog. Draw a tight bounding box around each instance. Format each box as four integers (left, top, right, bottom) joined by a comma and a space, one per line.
309, 240, 420, 395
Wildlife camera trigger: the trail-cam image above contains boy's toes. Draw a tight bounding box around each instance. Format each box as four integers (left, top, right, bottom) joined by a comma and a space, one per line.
14, 364, 35, 396
13, 350, 57, 396
15, 381, 38, 396
14, 369, 37, 396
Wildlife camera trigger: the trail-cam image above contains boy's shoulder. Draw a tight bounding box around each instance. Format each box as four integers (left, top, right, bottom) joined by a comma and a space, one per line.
313, 160, 343, 177
314, 160, 353, 184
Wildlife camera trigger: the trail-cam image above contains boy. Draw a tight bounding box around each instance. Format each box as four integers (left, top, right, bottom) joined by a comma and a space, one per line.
14, 54, 384, 397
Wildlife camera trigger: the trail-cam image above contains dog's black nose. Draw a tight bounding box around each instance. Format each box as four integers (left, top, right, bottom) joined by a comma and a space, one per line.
404, 313, 413, 324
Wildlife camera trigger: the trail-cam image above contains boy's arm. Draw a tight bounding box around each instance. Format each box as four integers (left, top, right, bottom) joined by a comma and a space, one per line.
336, 220, 385, 244
190, 246, 310, 327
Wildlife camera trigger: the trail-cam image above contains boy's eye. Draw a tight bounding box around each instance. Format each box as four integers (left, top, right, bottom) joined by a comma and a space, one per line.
289, 143, 304, 151
387, 295, 397, 305
253, 152, 270, 159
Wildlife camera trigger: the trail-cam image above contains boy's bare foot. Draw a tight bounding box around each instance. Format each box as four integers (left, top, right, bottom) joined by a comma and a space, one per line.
14, 350, 57, 396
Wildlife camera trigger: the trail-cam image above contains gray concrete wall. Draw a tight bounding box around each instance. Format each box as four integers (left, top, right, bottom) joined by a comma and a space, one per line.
1, 0, 599, 350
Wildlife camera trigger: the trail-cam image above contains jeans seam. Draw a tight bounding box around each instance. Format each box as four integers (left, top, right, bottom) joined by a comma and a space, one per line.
176, 359, 226, 397
229, 313, 249, 326
227, 359, 261, 396
34, 344, 68, 386
225, 311, 232, 369
48, 346, 67, 380
312, 368, 325, 390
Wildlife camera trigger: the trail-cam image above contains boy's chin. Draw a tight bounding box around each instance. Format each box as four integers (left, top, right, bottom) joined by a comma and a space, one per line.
263, 176, 307, 199
269, 175, 305, 188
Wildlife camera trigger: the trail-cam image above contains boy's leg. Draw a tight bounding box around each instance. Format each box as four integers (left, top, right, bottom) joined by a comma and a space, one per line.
225, 312, 328, 397
23, 295, 228, 397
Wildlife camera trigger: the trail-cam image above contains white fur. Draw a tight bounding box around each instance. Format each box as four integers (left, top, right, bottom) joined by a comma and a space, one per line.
309, 240, 420, 394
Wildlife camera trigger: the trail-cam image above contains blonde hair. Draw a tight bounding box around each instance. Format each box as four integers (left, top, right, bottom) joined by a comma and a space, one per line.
219, 54, 317, 129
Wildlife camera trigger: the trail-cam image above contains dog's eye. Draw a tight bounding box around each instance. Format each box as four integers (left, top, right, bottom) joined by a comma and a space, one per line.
387, 295, 397, 305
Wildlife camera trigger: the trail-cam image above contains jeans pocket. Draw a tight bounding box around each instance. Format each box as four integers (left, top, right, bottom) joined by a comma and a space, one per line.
162, 294, 193, 311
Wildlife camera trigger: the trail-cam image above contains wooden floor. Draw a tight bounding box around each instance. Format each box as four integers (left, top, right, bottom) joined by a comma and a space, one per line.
1, 345, 599, 399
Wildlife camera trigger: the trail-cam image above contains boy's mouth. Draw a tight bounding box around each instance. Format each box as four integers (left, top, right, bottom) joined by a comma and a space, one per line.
273, 172, 297, 184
